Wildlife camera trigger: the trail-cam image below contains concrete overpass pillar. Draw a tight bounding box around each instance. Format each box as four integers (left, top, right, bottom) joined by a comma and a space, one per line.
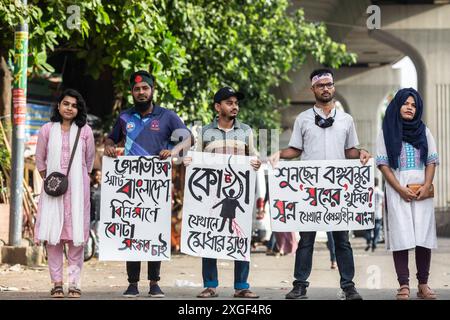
336, 65, 400, 155
370, 4, 450, 208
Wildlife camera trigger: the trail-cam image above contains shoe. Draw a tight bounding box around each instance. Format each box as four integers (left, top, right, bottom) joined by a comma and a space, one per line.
343, 286, 363, 300
364, 245, 370, 252
68, 286, 81, 298
123, 283, 139, 297
233, 289, 259, 298
149, 283, 165, 298
197, 288, 219, 298
371, 246, 376, 252
330, 261, 338, 269
396, 285, 410, 300
417, 284, 437, 300
50, 285, 64, 298
285, 284, 308, 299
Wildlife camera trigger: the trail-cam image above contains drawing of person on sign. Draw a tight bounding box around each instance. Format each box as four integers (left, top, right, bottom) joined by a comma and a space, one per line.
214, 172, 245, 234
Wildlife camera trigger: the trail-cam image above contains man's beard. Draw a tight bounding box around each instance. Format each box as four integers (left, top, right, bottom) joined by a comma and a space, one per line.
133, 96, 152, 112
315, 92, 335, 103
222, 112, 238, 121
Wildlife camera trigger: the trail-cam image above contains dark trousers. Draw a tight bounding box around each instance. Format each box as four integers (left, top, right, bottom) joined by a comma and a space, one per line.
126, 261, 161, 283
202, 258, 249, 290
293, 231, 355, 289
393, 246, 431, 286
266, 233, 277, 251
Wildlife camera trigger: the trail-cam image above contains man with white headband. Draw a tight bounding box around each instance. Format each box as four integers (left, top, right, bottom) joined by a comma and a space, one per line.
269, 68, 371, 300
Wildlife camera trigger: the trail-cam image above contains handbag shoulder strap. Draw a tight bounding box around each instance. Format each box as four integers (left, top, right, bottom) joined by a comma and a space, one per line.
66, 126, 82, 175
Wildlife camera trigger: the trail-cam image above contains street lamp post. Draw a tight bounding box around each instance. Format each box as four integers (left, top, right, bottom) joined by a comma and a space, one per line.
9, 0, 29, 246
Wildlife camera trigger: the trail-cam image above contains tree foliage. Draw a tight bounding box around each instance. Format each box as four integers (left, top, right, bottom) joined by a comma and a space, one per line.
0, 0, 356, 129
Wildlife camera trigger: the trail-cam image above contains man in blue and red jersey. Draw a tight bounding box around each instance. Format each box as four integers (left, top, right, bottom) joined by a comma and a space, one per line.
104, 70, 192, 298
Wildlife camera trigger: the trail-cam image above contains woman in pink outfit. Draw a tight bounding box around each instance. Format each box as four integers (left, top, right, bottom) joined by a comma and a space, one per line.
274, 232, 298, 255
34, 89, 95, 298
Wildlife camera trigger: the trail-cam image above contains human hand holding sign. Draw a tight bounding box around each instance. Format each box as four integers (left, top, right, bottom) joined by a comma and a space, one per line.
250, 158, 261, 171
268, 151, 281, 168
183, 156, 192, 167
159, 149, 172, 160
359, 149, 371, 166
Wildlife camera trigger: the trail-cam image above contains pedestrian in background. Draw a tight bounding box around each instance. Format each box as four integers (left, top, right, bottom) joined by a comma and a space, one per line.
90, 168, 102, 257
364, 177, 384, 252
326, 232, 337, 269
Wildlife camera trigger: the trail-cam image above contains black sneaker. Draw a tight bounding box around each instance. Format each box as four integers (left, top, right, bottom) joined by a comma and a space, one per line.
343, 286, 363, 300
149, 283, 165, 298
123, 283, 139, 297
285, 284, 308, 299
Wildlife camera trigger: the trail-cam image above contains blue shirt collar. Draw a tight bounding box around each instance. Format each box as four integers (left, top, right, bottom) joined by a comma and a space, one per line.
130, 104, 162, 117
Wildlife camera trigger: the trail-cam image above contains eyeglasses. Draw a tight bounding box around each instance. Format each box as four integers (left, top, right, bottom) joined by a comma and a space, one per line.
314, 83, 335, 90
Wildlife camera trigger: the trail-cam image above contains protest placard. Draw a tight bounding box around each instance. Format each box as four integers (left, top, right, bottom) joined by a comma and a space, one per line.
269, 159, 375, 231
99, 156, 172, 261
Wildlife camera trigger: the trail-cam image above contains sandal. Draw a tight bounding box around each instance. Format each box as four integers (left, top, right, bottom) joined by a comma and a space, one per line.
233, 289, 259, 299
417, 284, 437, 300
395, 285, 410, 300
68, 287, 82, 298
197, 288, 218, 298
50, 286, 64, 298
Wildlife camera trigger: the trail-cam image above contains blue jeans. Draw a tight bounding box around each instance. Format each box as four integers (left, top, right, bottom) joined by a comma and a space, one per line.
326, 232, 336, 262
293, 231, 355, 289
202, 258, 250, 290
266, 233, 277, 251
365, 219, 382, 248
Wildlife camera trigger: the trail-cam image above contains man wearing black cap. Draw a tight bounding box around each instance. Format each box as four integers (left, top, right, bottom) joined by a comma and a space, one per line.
104, 70, 192, 298
184, 86, 262, 298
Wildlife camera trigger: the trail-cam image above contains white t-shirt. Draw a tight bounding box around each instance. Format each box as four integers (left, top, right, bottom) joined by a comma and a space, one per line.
288, 106, 359, 160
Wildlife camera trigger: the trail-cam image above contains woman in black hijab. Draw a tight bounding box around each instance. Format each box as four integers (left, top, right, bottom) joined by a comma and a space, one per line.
376, 88, 439, 300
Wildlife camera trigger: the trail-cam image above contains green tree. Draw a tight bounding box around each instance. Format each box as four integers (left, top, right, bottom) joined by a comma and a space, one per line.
1, 0, 356, 131
1, 0, 188, 116
162, 0, 356, 128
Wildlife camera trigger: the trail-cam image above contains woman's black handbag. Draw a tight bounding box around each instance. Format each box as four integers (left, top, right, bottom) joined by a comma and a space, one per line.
43, 127, 81, 197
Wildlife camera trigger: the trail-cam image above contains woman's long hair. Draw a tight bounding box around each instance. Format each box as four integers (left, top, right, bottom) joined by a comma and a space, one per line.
50, 89, 87, 128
